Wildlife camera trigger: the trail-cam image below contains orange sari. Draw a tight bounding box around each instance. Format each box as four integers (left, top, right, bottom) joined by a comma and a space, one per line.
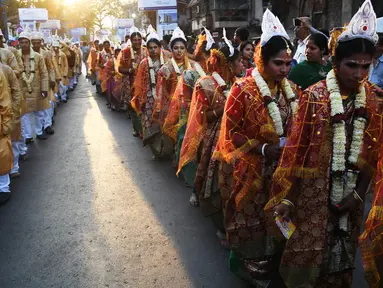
98, 49, 113, 93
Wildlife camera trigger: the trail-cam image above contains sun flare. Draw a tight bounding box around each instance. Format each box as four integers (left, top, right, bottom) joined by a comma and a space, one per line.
63, 0, 77, 6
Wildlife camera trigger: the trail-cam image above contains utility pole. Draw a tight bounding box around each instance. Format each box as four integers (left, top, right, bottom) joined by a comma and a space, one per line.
0, 0, 8, 39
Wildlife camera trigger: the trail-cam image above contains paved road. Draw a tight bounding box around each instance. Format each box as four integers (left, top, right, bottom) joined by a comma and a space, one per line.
0, 76, 249, 288
0, 76, 370, 288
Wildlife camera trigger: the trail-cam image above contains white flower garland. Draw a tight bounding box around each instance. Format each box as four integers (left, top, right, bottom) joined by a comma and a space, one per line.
20, 48, 36, 93
326, 69, 367, 232
148, 51, 165, 100
251, 67, 297, 136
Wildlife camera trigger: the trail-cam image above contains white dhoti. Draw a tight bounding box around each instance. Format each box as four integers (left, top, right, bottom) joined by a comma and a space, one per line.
10, 141, 20, 174
23, 111, 45, 137
59, 81, 67, 101
43, 101, 54, 129
19, 116, 28, 155
69, 77, 75, 89
21, 113, 33, 139
0, 174, 10, 192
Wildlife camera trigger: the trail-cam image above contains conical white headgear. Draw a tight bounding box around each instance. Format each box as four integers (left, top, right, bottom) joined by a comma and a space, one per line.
204, 27, 215, 51
130, 26, 140, 35
260, 9, 290, 47
222, 28, 234, 56
170, 27, 186, 44
337, 0, 378, 44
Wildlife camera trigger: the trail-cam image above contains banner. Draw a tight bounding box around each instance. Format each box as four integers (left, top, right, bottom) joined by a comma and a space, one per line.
20, 21, 36, 31
138, 0, 176, 10
19, 8, 48, 22
99, 29, 110, 36
40, 20, 60, 30
40, 28, 52, 43
116, 28, 129, 42
115, 19, 134, 28
70, 28, 87, 36
157, 9, 177, 39
70, 28, 87, 43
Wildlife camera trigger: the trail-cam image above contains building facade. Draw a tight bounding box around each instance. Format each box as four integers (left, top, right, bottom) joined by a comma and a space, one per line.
187, 0, 267, 38
273, 0, 383, 32
187, 0, 383, 38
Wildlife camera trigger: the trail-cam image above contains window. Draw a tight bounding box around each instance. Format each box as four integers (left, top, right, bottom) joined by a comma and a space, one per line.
214, 0, 248, 21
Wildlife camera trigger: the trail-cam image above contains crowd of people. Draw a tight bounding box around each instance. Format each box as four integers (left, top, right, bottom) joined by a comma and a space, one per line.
0, 27, 82, 204
1, 0, 383, 287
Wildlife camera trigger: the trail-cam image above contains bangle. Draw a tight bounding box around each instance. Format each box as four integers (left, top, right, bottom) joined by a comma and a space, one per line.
213, 109, 218, 118
281, 199, 295, 208
261, 143, 268, 157
353, 190, 363, 202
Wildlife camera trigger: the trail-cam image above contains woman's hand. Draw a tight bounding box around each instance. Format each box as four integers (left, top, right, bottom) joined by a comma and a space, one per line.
331, 193, 360, 214
273, 203, 291, 219
264, 144, 281, 161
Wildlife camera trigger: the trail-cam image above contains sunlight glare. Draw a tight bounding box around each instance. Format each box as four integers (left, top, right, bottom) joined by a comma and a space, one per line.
64, 0, 76, 6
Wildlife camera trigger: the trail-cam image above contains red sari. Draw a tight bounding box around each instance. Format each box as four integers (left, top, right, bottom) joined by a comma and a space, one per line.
360, 150, 383, 288
267, 80, 383, 287
213, 76, 295, 286
178, 76, 226, 200
153, 58, 196, 125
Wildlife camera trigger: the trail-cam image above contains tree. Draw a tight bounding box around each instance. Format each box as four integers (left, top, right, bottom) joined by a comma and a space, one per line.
92, 0, 123, 30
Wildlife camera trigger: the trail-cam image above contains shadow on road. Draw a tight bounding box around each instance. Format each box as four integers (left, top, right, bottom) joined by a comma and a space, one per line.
90, 86, 250, 287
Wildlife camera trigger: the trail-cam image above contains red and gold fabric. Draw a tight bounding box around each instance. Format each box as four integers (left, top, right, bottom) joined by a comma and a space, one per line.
266, 80, 383, 287
177, 76, 226, 187
97, 50, 113, 93
115, 46, 147, 105
211, 76, 294, 284
360, 150, 383, 288
153, 57, 194, 125
162, 66, 202, 142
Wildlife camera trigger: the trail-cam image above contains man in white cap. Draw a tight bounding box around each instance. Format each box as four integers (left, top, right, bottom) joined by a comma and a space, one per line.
0, 29, 23, 75
73, 42, 82, 85
31, 31, 56, 135
18, 29, 49, 141
61, 36, 77, 92
369, 17, 383, 89
0, 29, 21, 77
51, 38, 69, 103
